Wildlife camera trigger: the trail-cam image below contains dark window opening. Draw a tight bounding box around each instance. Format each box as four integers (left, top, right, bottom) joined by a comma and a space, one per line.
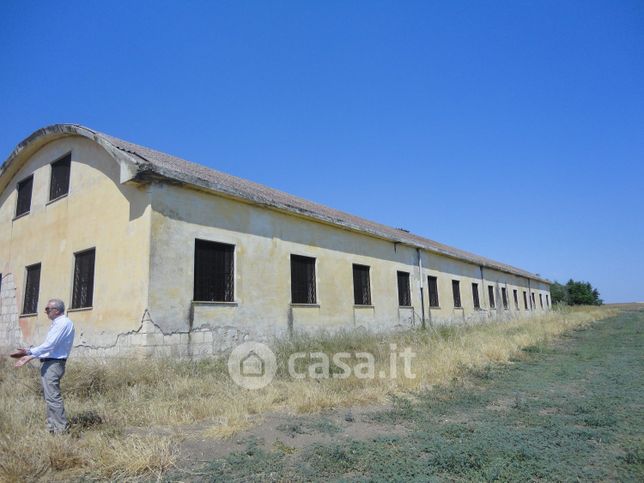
397, 271, 411, 306
452, 280, 462, 308
16, 176, 33, 217
428, 276, 439, 307
23, 263, 41, 314
513, 289, 519, 309
72, 248, 95, 309
531, 292, 536, 309
49, 153, 71, 201
291, 255, 316, 304
352, 264, 371, 305
546, 294, 550, 308
539, 293, 543, 308
472, 282, 480, 309
194, 240, 235, 302
502, 287, 508, 309
523, 291, 528, 310
488, 285, 495, 308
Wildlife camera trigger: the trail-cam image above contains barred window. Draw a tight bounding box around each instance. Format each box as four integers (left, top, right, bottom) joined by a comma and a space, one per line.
488, 285, 495, 308
546, 294, 550, 308
397, 271, 411, 307
72, 249, 95, 309
539, 293, 543, 308
428, 276, 439, 307
50, 153, 71, 201
531, 292, 536, 309
513, 289, 519, 309
452, 280, 462, 308
502, 287, 508, 309
472, 282, 480, 309
22, 263, 41, 315
352, 264, 371, 305
291, 255, 316, 304
194, 240, 234, 302
523, 291, 528, 310
16, 175, 33, 217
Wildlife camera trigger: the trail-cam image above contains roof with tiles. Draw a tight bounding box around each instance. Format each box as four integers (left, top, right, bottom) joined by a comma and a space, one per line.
3, 124, 550, 284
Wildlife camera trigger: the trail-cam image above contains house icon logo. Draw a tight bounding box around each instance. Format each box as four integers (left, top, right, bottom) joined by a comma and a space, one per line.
228, 341, 276, 390
240, 350, 265, 377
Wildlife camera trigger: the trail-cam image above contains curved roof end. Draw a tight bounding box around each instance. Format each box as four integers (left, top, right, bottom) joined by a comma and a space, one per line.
0, 124, 143, 193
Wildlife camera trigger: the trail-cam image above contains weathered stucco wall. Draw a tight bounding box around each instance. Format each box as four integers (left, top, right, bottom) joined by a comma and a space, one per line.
0, 133, 551, 359
0, 137, 151, 353
146, 182, 551, 357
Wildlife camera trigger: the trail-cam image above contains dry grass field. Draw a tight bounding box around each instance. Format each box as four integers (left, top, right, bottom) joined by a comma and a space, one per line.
0, 306, 617, 481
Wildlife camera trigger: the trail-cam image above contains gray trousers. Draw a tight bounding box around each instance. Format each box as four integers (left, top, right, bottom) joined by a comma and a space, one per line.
40, 359, 68, 433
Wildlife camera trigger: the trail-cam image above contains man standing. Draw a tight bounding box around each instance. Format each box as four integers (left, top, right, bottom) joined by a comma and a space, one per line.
14, 298, 75, 434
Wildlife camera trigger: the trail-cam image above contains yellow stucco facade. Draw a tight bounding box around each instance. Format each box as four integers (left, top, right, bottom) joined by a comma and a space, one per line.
0, 126, 550, 357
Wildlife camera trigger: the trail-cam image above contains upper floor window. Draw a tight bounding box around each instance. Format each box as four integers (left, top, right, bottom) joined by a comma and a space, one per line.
71, 248, 95, 309
502, 287, 508, 309
488, 285, 495, 308
291, 255, 316, 304
22, 263, 41, 315
194, 239, 235, 302
397, 271, 411, 307
352, 264, 371, 305
16, 175, 33, 218
452, 280, 462, 308
472, 282, 480, 309
428, 276, 439, 307
50, 153, 71, 201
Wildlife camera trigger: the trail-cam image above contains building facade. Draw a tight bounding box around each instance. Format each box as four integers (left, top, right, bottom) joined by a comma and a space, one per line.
0, 125, 551, 358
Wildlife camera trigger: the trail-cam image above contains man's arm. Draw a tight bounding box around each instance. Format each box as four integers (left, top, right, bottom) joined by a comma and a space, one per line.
28, 321, 67, 358
15, 355, 35, 368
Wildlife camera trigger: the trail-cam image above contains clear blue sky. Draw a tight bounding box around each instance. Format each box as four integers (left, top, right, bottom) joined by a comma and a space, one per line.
1, 1, 642, 303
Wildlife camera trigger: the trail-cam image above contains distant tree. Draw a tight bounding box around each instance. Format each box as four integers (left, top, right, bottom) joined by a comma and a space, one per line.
550, 279, 602, 306
550, 282, 568, 305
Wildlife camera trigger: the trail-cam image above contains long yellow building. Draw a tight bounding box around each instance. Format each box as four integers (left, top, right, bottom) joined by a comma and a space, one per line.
0, 125, 551, 357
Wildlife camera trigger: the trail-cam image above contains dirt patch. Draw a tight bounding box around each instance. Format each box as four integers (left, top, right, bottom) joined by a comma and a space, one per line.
170, 404, 408, 465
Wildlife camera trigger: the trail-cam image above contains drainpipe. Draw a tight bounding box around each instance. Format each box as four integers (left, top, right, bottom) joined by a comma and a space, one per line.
479, 266, 486, 310
417, 248, 426, 330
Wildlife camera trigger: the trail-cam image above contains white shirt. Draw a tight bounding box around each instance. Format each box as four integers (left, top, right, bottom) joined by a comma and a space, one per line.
28, 314, 75, 359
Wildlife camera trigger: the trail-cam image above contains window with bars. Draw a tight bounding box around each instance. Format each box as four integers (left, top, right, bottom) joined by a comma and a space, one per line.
523, 291, 528, 310
428, 276, 439, 307
194, 240, 235, 302
488, 285, 495, 308
352, 264, 371, 305
531, 292, 536, 309
72, 248, 95, 309
50, 154, 71, 201
452, 280, 462, 308
22, 263, 41, 315
16, 176, 33, 218
513, 289, 519, 309
291, 255, 316, 304
472, 282, 480, 309
397, 271, 411, 307
539, 293, 543, 308
502, 287, 508, 309
546, 294, 550, 308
